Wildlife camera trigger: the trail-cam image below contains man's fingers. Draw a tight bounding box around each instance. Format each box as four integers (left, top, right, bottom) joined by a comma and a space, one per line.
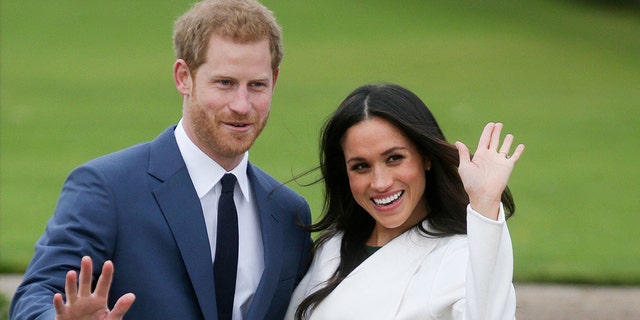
65, 270, 77, 304
78, 256, 94, 297
54, 257, 132, 319
110, 293, 136, 318
53, 293, 66, 314
95, 260, 114, 298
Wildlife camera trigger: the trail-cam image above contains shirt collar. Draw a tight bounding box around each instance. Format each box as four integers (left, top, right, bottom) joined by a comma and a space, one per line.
175, 119, 251, 202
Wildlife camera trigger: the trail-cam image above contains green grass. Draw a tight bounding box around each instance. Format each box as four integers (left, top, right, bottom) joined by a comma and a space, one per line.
2, 0, 639, 285
1, 292, 8, 320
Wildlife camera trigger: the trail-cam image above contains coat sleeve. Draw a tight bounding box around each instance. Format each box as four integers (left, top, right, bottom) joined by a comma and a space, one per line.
452, 204, 517, 320
10, 164, 118, 320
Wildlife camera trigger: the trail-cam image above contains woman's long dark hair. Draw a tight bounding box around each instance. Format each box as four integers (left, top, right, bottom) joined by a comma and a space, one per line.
295, 83, 516, 319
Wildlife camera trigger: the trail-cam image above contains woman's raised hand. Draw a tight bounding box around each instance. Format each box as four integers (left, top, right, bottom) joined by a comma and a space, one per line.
455, 122, 525, 220
53, 256, 135, 320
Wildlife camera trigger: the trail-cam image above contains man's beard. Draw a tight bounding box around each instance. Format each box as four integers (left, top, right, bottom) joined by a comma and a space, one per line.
188, 95, 267, 159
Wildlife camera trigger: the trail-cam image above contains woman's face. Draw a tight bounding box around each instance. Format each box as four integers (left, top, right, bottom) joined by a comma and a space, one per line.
342, 117, 430, 245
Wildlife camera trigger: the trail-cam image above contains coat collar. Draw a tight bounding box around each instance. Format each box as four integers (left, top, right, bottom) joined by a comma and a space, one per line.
312, 223, 442, 319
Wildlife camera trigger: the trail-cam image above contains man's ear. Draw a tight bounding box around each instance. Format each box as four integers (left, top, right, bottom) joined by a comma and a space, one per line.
271, 67, 280, 92
174, 59, 192, 96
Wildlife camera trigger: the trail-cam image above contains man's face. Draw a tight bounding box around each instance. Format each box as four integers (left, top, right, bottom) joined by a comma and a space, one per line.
182, 35, 278, 170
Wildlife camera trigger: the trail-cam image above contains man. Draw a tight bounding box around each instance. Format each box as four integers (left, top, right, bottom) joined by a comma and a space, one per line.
10, 0, 312, 319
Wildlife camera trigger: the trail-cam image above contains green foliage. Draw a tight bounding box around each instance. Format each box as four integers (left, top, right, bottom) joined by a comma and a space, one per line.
1, 0, 639, 284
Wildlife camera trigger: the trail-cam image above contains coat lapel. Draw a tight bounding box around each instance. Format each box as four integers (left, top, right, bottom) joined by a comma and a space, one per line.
148, 126, 217, 319
312, 225, 440, 319
245, 164, 283, 319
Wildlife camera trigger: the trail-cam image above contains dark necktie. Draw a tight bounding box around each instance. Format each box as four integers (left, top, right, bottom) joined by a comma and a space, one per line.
214, 173, 238, 320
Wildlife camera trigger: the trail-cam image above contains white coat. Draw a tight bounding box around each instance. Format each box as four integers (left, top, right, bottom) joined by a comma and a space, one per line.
285, 205, 516, 320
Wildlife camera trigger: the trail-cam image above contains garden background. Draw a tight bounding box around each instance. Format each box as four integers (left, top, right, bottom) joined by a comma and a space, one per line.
1, 1, 639, 310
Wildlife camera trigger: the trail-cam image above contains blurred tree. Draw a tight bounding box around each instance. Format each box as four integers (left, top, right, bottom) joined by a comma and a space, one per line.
571, 0, 640, 9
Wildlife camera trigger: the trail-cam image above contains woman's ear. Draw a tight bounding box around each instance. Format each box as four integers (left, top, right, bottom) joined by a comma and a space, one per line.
425, 158, 432, 171
173, 59, 192, 96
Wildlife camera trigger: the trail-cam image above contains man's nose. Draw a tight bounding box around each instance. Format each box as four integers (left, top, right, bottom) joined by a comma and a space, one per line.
229, 86, 251, 114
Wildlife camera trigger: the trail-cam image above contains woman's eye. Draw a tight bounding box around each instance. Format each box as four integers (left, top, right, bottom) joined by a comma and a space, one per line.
387, 155, 404, 163
350, 163, 369, 171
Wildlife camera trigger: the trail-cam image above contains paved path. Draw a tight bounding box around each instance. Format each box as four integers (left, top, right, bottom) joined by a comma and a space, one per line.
513, 283, 640, 319
2, 274, 640, 319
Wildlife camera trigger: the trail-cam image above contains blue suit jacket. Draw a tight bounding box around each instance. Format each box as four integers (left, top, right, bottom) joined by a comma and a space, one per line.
10, 126, 313, 320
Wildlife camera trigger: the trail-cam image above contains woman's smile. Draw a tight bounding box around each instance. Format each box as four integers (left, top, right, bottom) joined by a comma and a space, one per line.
372, 190, 404, 207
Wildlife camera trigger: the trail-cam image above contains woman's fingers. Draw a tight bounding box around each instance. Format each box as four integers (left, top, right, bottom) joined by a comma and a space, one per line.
475, 122, 522, 161
508, 143, 525, 163
489, 123, 503, 152
476, 122, 495, 151
455, 141, 471, 165
498, 134, 514, 157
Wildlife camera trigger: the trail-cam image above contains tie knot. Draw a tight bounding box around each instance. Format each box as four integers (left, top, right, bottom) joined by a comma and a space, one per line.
220, 173, 237, 194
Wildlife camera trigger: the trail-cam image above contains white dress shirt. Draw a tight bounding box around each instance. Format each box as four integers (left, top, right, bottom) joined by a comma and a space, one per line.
175, 119, 264, 320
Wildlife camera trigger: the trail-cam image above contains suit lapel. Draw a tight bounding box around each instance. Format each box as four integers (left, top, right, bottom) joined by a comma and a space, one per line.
149, 126, 217, 319
245, 165, 283, 319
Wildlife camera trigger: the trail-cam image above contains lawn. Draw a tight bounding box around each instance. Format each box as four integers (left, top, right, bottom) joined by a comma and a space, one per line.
1, 0, 639, 286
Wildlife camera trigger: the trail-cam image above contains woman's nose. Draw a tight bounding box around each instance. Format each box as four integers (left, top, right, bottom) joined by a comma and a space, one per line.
371, 167, 392, 191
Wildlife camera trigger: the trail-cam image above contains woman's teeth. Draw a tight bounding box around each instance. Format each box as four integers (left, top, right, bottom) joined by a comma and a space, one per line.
373, 191, 403, 206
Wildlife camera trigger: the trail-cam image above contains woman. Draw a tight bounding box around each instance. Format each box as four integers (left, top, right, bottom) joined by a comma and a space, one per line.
286, 83, 524, 319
